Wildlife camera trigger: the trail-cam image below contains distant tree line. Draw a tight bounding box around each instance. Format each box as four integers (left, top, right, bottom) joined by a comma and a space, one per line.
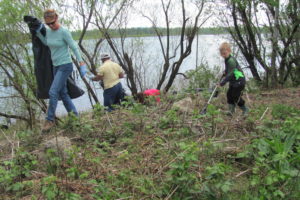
71, 27, 227, 40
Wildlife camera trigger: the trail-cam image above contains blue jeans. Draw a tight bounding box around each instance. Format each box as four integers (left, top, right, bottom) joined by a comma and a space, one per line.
46, 63, 78, 121
103, 82, 122, 112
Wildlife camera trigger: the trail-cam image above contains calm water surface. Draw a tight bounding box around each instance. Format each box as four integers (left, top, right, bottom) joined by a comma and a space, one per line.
2, 34, 256, 120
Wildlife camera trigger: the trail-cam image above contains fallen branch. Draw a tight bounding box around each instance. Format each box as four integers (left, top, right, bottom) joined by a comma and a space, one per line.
105, 112, 113, 128
214, 137, 251, 143
0, 95, 21, 99
235, 169, 251, 178
245, 91, 251, 103
116, 197, 133, 200
164, 185, 179, 200
0, 112, 28, 121
220, 127, 229, 138
259, 107, 269, 121
0, 130, 19, 159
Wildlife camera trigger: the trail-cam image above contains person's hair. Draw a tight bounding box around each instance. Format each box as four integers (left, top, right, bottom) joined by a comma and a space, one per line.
44, 9, 58, 20
219, 42, 231, 51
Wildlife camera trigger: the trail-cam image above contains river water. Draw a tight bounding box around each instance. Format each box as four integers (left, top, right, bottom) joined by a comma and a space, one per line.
62, 34, 233, 115
1, 34, 254, 120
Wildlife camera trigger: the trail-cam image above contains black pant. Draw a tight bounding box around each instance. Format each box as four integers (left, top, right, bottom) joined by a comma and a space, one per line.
227, 84, 245, 107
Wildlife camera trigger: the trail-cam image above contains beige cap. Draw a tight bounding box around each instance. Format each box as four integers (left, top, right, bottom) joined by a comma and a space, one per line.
100, 53, 110, 60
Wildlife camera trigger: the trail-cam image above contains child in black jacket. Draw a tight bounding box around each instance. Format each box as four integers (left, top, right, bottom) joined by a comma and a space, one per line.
219, 42, 249, 117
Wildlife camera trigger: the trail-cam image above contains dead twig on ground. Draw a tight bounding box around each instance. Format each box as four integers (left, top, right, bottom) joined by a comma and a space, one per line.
164, 185, 179, 200
246, 91, 251, 105
220, 127, 229, 138
1, 130, 19, 159
214, 137, 251, 143
259, 107, 269, 121
235, 169, 251, 178
105, 112, 113, 128
116, 197, 133, 200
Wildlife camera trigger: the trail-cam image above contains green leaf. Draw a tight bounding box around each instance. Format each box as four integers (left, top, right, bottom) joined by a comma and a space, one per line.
265, 175, 274, 185
273, 189, 285, 198
221, 181, 232, 192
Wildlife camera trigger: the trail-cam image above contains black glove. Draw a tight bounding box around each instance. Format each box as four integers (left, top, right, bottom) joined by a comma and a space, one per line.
222, 71, 226, 78
23, 15, 44, 35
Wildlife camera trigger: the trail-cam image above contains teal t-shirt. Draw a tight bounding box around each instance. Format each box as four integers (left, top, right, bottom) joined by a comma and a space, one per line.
36, 26, 82, 67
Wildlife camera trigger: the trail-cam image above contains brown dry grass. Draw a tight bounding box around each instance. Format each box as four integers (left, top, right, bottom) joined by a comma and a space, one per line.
0, 87, 299, 199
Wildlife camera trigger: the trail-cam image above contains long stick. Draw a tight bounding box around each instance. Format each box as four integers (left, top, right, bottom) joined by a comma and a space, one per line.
259, 107, 269, 121
200, 85, 218, 114
207, 85, 218, 105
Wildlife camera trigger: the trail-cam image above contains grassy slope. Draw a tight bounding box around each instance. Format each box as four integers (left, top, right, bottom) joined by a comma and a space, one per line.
0, 87, 300, 199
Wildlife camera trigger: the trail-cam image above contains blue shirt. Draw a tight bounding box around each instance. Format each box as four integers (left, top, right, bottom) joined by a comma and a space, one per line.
36, 26, 82, 67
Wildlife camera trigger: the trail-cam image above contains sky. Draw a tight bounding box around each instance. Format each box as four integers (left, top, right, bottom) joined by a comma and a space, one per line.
125, 0, 289, 28
127, 0, 216, 28
56, 0, 289, 30
58, 0, 217, 29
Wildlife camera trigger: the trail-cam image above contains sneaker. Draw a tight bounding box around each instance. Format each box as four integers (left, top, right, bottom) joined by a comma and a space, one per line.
42, 120, 55, 132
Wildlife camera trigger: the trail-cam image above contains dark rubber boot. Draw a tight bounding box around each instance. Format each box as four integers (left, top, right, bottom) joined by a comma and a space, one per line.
226, 104, 235, 116
239, 105, 249, 117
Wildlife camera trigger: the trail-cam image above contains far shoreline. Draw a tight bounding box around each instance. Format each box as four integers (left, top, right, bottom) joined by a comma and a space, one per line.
72, 27, 228, 40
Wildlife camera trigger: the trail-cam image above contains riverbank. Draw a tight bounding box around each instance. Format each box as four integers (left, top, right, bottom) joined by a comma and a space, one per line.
0, 87, 299, 199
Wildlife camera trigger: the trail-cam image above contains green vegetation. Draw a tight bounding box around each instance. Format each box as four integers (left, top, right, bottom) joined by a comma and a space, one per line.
185, 64, 221, 93
0, 1, 299, 199
1, 85, 299, 199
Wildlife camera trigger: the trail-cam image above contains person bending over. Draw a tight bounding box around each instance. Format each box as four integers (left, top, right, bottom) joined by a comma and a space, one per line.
92, 54, 124, 112
135, 89, 161, 104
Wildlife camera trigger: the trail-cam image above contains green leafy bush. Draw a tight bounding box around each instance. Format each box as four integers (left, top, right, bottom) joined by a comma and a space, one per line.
0, 151, 37, 197
238, 117, 300, 199
202, 163, 232, 199
163, 142, 201, 199
186, 64, 220, 92
272, 104, 300, 120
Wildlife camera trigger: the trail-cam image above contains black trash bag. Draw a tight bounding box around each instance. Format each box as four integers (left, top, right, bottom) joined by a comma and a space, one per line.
23, 15, 84, 99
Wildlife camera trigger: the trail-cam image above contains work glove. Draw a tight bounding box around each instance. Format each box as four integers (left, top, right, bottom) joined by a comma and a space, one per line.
79, 65, 87, 77
222, 71, 226, 78
219, 80, 226, 87
86, 73, 94, 80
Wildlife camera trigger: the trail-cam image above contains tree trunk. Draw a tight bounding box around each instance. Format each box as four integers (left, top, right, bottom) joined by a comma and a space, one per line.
124, 53, 138, 95
247, 57, 262, 82
270, 2, 279, 87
